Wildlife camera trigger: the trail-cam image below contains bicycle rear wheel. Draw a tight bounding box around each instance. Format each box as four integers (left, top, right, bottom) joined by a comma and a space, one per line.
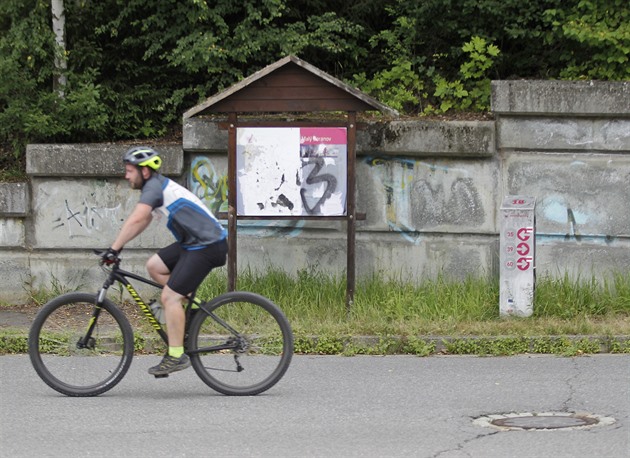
28, 292, 134, 397
187, 291, 293, 396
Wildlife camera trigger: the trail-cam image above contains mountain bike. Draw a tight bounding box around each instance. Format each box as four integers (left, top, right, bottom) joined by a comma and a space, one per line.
28, 251, 293, 397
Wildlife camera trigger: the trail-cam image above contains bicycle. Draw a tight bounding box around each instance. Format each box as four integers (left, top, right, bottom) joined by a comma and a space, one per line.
28, 251, 294, 397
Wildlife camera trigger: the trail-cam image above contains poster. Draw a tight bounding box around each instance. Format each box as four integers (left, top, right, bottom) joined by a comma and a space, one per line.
236, 127, 347, 216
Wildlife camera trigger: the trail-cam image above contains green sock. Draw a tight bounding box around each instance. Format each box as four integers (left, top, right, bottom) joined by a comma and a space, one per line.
168, 346, 184, 358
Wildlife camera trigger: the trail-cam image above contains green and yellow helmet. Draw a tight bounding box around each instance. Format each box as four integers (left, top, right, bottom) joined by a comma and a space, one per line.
123, 146, 162, 171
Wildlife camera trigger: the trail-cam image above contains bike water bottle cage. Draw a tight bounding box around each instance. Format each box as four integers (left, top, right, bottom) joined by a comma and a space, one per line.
123, 146, 162, 171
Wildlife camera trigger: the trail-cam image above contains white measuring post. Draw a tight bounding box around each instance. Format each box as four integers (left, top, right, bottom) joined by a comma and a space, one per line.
499, 196, 536, 317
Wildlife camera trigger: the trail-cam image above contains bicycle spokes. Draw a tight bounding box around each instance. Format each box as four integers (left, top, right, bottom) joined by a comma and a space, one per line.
28, 292, 134, 397
187, 292, 293, 395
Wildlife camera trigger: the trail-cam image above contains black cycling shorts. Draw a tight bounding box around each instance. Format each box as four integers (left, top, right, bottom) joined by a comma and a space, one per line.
157, 239, 228, 296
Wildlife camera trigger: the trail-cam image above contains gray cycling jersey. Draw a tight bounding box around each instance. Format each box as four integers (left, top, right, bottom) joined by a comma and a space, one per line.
139, 174, 226, 249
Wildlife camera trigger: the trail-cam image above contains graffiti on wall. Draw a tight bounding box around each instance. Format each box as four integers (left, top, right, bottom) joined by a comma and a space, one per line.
538, 195, 609, 242
52, 199, 122, 238
366, 157, 485, 244
189, 155, 305, 237
190, 156, 228, 215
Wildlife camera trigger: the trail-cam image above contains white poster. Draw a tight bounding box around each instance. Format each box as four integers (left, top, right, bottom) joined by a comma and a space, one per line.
236, 127, 347, 216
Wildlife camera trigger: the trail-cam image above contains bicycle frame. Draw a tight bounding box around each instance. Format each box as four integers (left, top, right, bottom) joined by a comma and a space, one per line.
85, 261, 241, 356
91, 263, 170, 344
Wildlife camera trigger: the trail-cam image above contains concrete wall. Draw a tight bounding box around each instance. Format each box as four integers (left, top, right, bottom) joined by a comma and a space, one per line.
1, 81, 628, 303
492, 80, 630, 278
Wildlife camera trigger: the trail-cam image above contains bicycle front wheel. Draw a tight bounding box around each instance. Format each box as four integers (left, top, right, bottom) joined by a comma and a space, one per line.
28, 292, 134, 397
187, 291, 293, 396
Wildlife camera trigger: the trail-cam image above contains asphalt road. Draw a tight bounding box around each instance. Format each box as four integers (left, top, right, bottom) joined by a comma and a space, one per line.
1, 354, 628, 457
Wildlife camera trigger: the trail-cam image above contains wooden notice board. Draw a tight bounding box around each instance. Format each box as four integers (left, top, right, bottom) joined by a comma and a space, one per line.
183, 56, 397, 310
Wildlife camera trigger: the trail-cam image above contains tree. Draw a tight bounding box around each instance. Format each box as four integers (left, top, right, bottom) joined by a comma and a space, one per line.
2, 0, 628, 181
51, 0, 67, 96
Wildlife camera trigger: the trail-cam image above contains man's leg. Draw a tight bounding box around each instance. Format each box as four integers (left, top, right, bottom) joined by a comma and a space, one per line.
146, 253, 170, 285
161, 285, 186, 350
147, 252, 189, 349
146, 251, 191, 375
147, 241, 227, 376
148, 285, 191, 376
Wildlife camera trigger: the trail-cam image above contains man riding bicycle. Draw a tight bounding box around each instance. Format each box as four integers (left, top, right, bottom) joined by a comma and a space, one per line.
101, 146, 227, 376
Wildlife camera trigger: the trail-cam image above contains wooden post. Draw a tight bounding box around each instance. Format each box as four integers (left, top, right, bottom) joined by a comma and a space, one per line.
227, 113, 238, 291
346, 112, 357, 314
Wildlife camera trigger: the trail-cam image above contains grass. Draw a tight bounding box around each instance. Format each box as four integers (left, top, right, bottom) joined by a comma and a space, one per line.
196, 268, 630, 339
2, 268, 629, 355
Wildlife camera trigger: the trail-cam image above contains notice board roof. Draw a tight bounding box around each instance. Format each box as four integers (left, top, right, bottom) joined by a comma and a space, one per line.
183, 55, 398, 118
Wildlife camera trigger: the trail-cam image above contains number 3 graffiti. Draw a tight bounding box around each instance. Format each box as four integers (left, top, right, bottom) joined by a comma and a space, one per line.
300, 157, 337, 215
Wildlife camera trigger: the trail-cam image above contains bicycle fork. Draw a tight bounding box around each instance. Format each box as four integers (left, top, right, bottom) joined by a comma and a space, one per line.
75, 287, 109, 349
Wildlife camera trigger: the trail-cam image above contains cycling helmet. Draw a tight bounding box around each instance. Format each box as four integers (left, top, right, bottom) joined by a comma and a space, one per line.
123, 146, 162, 171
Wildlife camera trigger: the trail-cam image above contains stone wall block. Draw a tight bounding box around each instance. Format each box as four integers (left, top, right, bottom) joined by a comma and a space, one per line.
498, 118, 630, 151
26, 143, 183, 177
492, 80, 630, 116
0, 182, 29, 216
359, 120, 495, 157
30, 177, 173, 249
505, 154, 630, 238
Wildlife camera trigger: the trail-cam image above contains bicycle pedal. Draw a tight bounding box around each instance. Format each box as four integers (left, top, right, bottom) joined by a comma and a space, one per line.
154, 374, 169, 379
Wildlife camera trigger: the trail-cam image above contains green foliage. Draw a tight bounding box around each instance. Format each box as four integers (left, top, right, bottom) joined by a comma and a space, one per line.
444, 337, 531, 356
610, 339, 630, 354
1, 0, 628, 173
293, 333, 344, 355
531, 337, 602, 356
401, 336, 435, 356
443, 336, 607, 356
0, 0, 109, 161
351, 10, 426, 112
344, 335, 399, 356
193, 268, 630, 356
544, 0, 630, 80
0, 332, 29, 354
428, 36, 500, 113
1, 0, 377, 163
353, 57, 424, 113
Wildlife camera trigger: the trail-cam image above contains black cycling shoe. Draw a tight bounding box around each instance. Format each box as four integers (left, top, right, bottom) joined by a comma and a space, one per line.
148, 354, 191, 377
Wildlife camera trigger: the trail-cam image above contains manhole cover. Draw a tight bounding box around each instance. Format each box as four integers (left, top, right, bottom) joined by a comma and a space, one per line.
473, 412, 616, 431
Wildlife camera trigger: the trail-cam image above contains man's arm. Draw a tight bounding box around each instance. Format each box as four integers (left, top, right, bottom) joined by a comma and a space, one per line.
111, 203, 153, 252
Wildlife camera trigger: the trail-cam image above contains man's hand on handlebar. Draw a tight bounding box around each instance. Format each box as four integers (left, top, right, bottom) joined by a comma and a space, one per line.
99, 247, 121, 266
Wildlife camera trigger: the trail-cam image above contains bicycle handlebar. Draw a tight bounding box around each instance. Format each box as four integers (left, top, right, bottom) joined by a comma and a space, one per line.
93, 249, 121, 267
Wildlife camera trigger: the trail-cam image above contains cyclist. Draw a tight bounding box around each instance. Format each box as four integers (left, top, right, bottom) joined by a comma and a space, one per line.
101, 146, 227, 376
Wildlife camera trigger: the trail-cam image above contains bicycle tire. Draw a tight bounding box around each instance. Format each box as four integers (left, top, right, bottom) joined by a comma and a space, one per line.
28, 292, 134, 397
187, 291, 293, 396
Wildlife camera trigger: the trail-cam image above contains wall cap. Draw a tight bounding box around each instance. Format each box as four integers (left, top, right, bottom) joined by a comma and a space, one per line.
492, 80, 630, 116
183, 118, 496, 158
26, 143, 183, 177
